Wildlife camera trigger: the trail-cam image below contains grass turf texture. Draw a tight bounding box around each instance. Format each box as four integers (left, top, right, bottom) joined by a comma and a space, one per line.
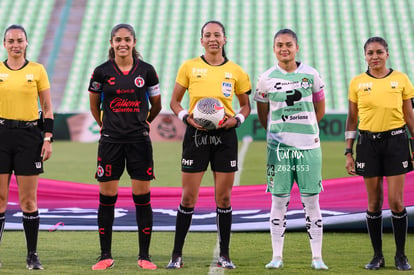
0, 231, 412, 274
43, 141, 350, 186
3, 141, 411, 274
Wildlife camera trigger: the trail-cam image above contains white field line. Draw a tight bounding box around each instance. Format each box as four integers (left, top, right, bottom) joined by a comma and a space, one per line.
234, 135, 253, 186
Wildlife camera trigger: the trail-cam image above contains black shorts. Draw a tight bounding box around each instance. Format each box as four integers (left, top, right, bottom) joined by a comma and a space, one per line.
96, 139, 154, 182
356, 127, 413, 177
181, 126, 238, 173
0, 127, 43, 175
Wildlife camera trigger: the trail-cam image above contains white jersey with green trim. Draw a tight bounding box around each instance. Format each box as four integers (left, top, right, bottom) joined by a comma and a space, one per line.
254, 62, 325, 150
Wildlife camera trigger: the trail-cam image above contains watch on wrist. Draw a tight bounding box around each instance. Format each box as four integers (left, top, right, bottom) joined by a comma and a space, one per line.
344, 148, 353, 156
234, 117, 241, 128
44, 137, 54, 143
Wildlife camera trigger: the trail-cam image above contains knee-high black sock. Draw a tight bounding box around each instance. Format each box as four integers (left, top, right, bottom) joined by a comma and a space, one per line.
172, 205, 194, 257
22, 211, 39, 253
133, 192, 153, 258
217, 206, 232, 257
392, 208, 408, 257
98, 193, 117, 258
0, 212, 5, 244
366, 210, 383, 257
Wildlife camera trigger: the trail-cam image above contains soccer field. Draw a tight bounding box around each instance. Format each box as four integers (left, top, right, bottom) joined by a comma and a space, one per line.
0, 231, 412, 274
2, 141, 411, 274
42, 140, 350, 186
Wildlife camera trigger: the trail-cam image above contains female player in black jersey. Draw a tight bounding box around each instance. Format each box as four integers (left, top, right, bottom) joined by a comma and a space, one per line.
345, 37, 414, 271
89, 24, 161, 270
0, 24, 53, 270
167, 20, 251, 270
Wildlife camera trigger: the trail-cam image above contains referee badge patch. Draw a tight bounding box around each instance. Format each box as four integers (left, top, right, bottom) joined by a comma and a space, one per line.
135, 76, 145, 88
222, 81, 232, 97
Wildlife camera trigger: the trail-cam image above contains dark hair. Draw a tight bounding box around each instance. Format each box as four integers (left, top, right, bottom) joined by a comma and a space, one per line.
108, 23, 141, 59
201, 20, 227, 58
3, 24, 28, 58
364, 36, 388, 53
273, 28, 298, 46
3, 24, 27, 41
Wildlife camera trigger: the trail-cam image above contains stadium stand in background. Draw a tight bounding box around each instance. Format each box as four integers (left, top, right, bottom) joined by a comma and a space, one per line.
1, 0, 414, 113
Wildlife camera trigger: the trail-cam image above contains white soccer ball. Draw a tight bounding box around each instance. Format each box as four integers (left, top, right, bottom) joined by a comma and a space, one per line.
192, 97, 225, 130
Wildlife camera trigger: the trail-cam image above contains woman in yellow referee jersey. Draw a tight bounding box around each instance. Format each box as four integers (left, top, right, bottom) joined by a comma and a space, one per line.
167, 20, 251, 270
345, 37, 414, 271
0, 24, 54, 270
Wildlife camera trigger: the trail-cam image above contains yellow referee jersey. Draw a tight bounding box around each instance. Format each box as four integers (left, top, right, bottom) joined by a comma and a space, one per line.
176, 56, 251, 116
348, 70, 414, 132
0, 61, 50, 121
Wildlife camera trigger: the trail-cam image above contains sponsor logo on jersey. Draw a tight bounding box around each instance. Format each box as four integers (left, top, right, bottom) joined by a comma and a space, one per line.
225, 72, 232, 79
281, 114, 309, 122
285, 89, 302, 106
135, 76, 145, 87
222, 82, 232, 97
26, 74, 34, 82
391, 81, 398, 88
108, 77, 116, 85
116, 89, 134, 94
0, 73, 9, 81
109, 98, 141, 112
192, 68, 207, 78
358, 82, 372, 92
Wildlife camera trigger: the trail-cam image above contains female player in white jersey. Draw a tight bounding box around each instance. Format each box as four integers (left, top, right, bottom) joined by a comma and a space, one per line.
254, 28, 328, 270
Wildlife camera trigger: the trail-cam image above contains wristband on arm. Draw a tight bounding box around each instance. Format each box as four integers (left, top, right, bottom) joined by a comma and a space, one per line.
177, 109, 190, 125
234, 113, 245, 128
43, 118, 54, 134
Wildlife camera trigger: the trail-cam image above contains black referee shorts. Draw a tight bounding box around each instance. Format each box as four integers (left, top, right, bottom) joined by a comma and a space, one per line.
96, 139, 155, 182
181, 126, 238, 173
356, 128, 412, 177
0, 127, 43, 175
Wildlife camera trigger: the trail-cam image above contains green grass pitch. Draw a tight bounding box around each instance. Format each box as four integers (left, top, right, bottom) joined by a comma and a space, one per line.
1, 141, 411, 274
